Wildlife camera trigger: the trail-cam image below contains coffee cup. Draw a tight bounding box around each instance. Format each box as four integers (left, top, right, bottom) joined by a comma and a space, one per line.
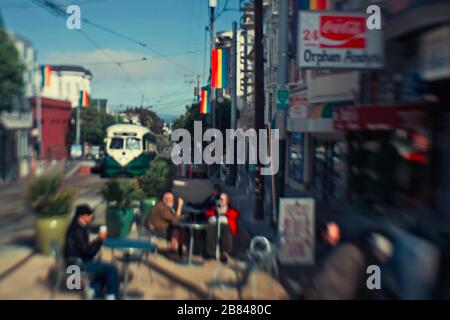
99, 225, 107, 238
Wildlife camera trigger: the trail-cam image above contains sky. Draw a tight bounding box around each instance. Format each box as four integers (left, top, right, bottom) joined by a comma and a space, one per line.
1, 0, 241, 118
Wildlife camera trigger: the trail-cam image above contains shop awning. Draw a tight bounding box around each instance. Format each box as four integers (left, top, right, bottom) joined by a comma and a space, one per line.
333, 104, 427, 131
0, 112, 32, 130
287, 101, 349, 133
308, 102, 348, 119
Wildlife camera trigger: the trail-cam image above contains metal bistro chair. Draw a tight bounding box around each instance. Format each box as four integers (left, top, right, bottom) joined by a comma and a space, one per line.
206, 236, 279, 299
134, 204, 155, 242
50, 241, 93, 300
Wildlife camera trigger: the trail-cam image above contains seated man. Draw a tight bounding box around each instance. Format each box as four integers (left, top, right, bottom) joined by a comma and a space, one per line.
147, 192, 185, 257
64, 204, 119, 300
205, 193, 239, 263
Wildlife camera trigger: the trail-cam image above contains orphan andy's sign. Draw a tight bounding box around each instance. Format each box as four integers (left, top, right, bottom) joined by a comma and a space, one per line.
298, 11, 383, 69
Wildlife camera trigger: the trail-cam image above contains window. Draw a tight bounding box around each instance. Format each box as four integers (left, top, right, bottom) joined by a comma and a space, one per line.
126, 138, 140, 150
289, 133, 304, 183
313, 139, 346, 201
109, 138, 124, 150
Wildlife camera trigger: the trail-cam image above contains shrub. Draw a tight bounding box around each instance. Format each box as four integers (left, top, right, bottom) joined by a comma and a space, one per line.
138, 157, 174, 198
101, 178, 142, 208
26, 174, 75, 217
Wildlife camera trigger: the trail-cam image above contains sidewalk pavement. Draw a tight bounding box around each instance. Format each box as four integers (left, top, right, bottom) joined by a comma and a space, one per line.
0, 233, 288, 300
0, 168, 289, 300
209, 167, 382, 298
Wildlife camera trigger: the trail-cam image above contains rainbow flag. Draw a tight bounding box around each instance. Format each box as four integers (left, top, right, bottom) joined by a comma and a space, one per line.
199, 86, 210, 115
41, 65, 52, 88
211, 48, 229, 89
299, 0, 329, 10
79, 90, 89, 108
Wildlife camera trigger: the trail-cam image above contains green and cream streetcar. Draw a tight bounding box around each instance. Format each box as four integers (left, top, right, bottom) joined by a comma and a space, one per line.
104, 124, 156, 177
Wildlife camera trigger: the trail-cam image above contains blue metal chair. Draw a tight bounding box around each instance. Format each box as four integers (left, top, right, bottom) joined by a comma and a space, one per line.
50, 241, 93, 300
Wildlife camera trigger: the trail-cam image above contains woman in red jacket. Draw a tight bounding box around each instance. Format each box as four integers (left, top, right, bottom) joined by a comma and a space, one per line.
204, 193, 239, 263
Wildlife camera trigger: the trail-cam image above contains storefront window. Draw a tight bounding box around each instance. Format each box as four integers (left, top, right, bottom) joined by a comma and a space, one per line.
289, 133, 304, 183
313, 138, 346, 201
348, 130, 432, 208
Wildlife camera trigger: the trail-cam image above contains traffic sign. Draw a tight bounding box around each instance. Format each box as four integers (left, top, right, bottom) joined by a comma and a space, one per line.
276, 85, 289, 110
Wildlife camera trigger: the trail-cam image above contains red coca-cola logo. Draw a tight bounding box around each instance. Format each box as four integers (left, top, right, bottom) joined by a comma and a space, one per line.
320, 16, 366, 49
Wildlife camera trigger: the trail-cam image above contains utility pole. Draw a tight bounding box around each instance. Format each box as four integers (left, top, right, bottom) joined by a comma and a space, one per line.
36, 89, 42, 159
75, 101, 81, 146
254, 0, 265, 220
230, 21, 238, 131
228, 21, 238, 186
196, 74, 200, 103
209, 0, 217, 129
274, 0, 289, 223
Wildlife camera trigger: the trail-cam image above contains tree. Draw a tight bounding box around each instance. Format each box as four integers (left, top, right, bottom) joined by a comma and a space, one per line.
0, 12, 24, 112
124, 107, 164, 134
172, 98, 232, 135
68, 104, 119, 146
156, 134, 171, 153
138, 157, 175, 198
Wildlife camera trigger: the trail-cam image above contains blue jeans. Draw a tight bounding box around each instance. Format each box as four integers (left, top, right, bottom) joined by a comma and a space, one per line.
83, 261, 120, 298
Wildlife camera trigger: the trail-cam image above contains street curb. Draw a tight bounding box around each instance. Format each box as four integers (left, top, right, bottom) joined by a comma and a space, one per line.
0, 250, 36, 284
64, 161, 83, 178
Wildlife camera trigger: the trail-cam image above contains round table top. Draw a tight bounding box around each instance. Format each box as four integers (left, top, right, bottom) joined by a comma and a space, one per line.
175, 221, 209, 230
182, 205, 205, 214
103, 238, 156, 252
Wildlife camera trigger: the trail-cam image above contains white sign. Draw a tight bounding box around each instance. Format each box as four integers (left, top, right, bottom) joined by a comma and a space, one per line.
298, 11, 383, 69
70, 144, 82, 158
288, 93, 308, 119
420, 25, 450, 81
278, 198, 315, 265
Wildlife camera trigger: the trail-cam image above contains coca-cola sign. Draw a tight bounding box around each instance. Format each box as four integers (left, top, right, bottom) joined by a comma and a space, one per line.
320, 16, 366, 48
298, 11, 383, 69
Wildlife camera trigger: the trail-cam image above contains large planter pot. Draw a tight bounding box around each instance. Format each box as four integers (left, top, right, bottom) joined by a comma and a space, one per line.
140, 197, 159, 220
105, 207, 135, 238
35, 216, 70, 255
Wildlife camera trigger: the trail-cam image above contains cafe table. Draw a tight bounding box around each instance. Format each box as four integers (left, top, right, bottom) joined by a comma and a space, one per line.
174, 219, 209, 265
103, 238, 157, 299
182, 205, 205, 222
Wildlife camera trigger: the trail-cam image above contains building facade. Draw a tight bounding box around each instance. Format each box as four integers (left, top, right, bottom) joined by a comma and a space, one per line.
267, 0, 450, 221
0, 33, 36, 183
30, 97, 72, 160
0, 97, 32, 182
10, 32, 38, 98
41, 65, 92, 108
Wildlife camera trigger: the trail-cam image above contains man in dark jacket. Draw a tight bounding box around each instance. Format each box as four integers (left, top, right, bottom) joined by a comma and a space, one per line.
64, 204, 119, 300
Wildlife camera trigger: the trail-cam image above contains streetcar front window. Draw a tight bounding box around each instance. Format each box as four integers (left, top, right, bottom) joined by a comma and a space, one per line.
126, 138, 141, 150
109, 138, 124, 150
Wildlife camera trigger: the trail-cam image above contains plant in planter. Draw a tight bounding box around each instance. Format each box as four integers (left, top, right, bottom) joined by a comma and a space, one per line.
26, 174, 75, 255
137, 157, 175, 220
101, 178, 142, 238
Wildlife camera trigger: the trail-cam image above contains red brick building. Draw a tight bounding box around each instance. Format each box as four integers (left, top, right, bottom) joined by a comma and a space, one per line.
30, 97, 72, 160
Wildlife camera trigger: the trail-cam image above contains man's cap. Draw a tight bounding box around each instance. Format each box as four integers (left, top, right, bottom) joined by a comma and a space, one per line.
75, 204, 94, 216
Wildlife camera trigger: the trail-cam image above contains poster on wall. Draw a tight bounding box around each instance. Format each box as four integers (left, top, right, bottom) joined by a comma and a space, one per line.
278, 198, 315, 265
289, 93, 308, 119
298, 11, 384, 69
